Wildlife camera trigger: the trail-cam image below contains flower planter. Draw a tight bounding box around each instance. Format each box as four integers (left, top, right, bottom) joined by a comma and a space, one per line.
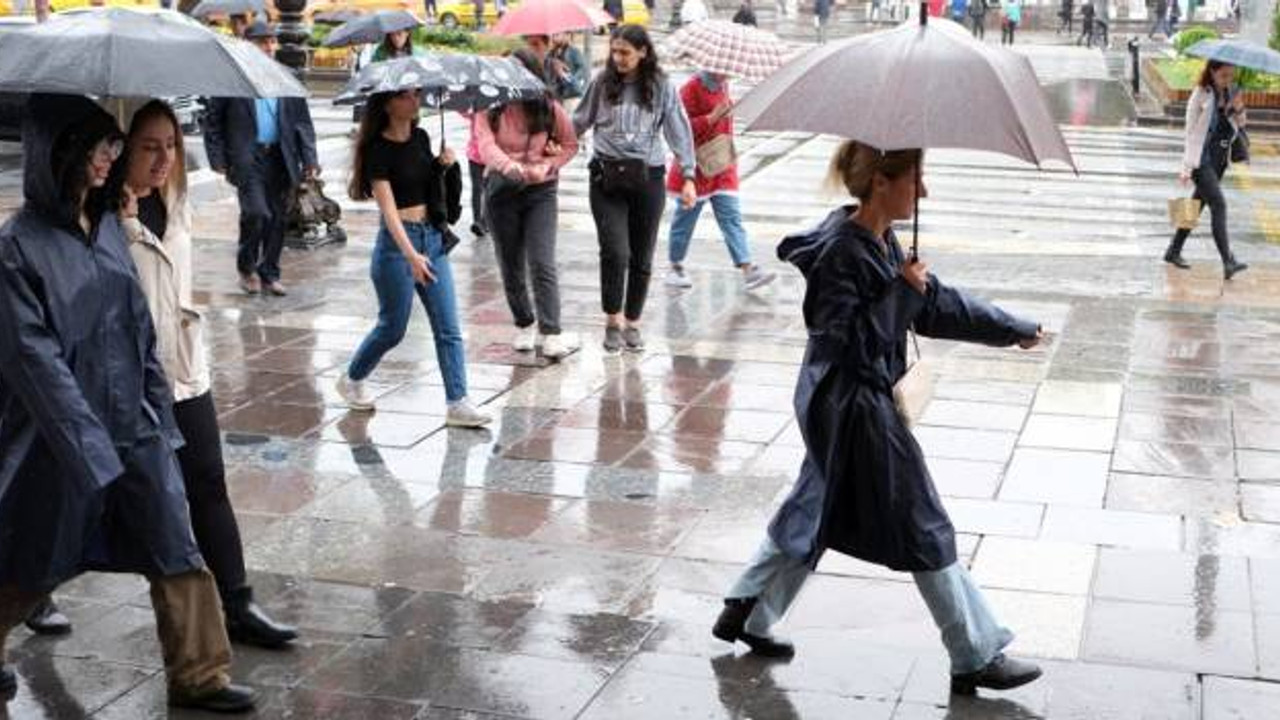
1145, 58, 1280, 110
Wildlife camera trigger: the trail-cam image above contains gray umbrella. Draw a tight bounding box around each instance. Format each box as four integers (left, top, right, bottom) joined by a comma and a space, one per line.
189, 0, 264, 19
0, 8, 306, 98
1187, 39, 1280, 76
324, 10, 424, 48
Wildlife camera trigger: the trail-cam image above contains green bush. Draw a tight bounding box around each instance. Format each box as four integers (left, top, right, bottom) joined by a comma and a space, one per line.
1173, 25, 1219, 56
1272, 2, 1280, 52
307, 24, 332, 48
414, 27, 477, 49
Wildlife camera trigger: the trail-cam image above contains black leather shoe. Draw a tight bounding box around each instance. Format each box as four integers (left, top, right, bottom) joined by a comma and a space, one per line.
950, 654, 1042, 695
1163, 251, 1191, 269
0, 665, 16, 700
711, 597, 796, 659
1225, 260, 1249, 280
24, 597, 72, 636
169, 683, 257, 713
224, 587, 297, 650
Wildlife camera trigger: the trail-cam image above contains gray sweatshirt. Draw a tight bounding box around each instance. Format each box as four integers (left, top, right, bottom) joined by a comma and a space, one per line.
573, 74, 697, 180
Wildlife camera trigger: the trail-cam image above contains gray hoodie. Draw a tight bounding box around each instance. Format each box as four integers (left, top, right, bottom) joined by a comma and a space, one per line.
573, 74, 697, 180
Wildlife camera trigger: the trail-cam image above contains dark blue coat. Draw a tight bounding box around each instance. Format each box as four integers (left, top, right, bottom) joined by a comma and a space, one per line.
202, 96, 318, 185
767, 208, 1038, 572
0, 94, 203, 592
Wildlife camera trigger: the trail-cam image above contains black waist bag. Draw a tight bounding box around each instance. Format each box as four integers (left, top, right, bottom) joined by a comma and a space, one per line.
591, 156, 649, 195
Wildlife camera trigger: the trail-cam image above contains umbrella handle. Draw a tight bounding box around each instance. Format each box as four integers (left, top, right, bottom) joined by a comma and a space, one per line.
910, 158, 920, 260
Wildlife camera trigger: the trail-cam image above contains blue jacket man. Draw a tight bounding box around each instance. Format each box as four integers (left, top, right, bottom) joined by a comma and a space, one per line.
203, 21, 318, 296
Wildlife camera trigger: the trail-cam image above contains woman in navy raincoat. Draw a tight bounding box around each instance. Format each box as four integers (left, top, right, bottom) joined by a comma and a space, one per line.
712, 141, 1045, 696
0, 94, 254, 713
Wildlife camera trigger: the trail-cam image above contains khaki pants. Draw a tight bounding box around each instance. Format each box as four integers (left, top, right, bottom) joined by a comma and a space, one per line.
0, 569, 231, 695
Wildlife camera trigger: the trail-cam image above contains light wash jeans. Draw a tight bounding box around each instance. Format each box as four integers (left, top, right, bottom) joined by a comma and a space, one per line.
347, 222, 468, 403
666, 193, 751, 268
726, 536, 1013, 674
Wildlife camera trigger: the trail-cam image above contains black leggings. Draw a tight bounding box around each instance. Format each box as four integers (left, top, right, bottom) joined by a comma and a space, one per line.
1168, 158, 1235, 266
589, 167, 667, 321
173, 391, 247, 600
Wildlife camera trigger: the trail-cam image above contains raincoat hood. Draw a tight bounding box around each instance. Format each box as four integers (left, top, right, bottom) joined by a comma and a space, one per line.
777, 205, 855, 278
22, 93, 120, 231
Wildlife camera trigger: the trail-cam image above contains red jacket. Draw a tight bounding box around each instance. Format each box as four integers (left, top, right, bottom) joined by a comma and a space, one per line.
666, 73, 739, 198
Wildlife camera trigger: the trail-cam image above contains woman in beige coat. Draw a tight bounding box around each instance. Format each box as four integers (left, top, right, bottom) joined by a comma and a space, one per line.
25, 101, 298, 649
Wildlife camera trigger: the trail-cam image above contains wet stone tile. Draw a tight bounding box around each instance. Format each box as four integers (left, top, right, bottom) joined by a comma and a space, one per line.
375, 591, 533, 649
662, 406, 792, 444
226, 465, 354, 515
1234, 421, 1280, 452
492, 609, 655, 669
1104, 472, 1239, 518
1256, 613, 1280, 680
1092, 549, 1251, 611
529, 500, 704, 554
1201, 675, 1280, 719
318, 411, 444, 448
1040, 506, 1182, 551
926, 458, 1004, 499
470, 544, 661, 616
997, 448, 1110, 507
1238, 450, 1280, 483
219, 402, 344, 439
621, 435, 765, 476
931, 378, 1038, 406
502, 426, 648, 465
1018, 414, 1117, 453
1082, 599, 1256, 675
944, 498, 1044, 539
301, 477, 443, 526
1031, 380, 1123, 418
417, 490, 575, 539
93, 674, 284, 720
1241, 483, 1280, 523
1122, 390, 1232, 418
576, 666, 735, 720
971, 537, 1096, 595
1118, 412, 1234, 447
985, 589, 1087, 660
1111, 439, 1236, 480
912, 426, 1018, 463
554, 398, 683, 433
258, 579, 417, 639
1185, 517, 1280, 560
3, 655, 154, 717
918, 399, 1028, 432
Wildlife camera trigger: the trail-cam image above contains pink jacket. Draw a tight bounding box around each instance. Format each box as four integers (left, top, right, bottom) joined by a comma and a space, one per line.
473, 101, 579, 185
461, 110, 484, 164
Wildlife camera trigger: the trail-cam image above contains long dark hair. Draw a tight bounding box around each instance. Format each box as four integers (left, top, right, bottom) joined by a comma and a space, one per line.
601, 24, 663, 109
56, 115, 125, 228
348, 91, 419, 201
1198, 59, 1230, 90
491, 47, 555, 138
379, 30, 413, 59
106, 100, 188, 210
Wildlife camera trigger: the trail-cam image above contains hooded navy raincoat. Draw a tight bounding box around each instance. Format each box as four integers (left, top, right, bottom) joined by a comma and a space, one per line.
767, 207, 1038, 572
0, 94, 203, 592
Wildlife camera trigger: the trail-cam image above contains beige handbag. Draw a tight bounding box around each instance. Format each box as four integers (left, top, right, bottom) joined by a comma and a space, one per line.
892, 332, 935, 427
1168, 197, 1202, 230
696, 133, 737, 177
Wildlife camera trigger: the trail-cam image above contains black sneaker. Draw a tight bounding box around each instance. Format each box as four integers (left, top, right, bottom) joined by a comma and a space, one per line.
711, 597, 795, 659
470, 223, 488, 238
1, 665, 16, 700
24, 597, 71, 636
950, 653, 1042, 695
169, 683, 257, 713
1163, 250, 1190, 269
1225, 260, 1249, 280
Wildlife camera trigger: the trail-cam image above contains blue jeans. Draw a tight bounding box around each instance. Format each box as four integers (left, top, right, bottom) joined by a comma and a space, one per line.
667, 194, 751, 267
347, 223, 468, 403
727, 536, 1013, 674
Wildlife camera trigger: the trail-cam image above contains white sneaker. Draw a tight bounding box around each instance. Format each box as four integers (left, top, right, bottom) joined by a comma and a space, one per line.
335, 375, 376, 411
744, 265, 777, 291
512, 325, 537, 352
665, 266, 693, 289
446, 399, 492, 428
540, 332, 580, 361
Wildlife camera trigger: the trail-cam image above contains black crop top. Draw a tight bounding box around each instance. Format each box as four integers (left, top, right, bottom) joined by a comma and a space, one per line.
365, 127, 442, 210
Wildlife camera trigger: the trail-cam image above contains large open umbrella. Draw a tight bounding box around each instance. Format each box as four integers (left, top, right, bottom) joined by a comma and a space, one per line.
490, 0, 614, 36
664, 19, 794, 82
736, 4, 1074, 254
1187, 38, 1280, 76
189, 0, 264, 19
0, 8, 306, 98
324, 10, 423, 48
334, 54, 545, 146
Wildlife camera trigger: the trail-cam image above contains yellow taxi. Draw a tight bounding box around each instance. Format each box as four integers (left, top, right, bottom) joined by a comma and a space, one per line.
436, 0, 646, 30
304, 0, 416, 21
47, 0, 161, 11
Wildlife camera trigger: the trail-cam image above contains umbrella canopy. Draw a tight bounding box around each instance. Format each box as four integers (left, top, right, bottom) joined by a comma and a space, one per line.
189, 0, 264, 19
736, 16, 1074, 170
1187, 38, 1280, 76
314, 9, 364, 24
0, 8, 306, 98
664, 19, 793, 82
491, 0, 614, 36
324, 10, 423, 48
334, 53, 545, 110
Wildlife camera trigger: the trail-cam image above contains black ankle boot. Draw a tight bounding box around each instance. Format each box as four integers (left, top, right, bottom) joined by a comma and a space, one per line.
711, 597, 795, 659
169, 683, 257, 713
24, 597, 72, 636
1225, 259, 1249, 280
0, 665, 16, 700
223, 587, 297, 650
950, 653, 1042, 695
1163, 249, 1190, 269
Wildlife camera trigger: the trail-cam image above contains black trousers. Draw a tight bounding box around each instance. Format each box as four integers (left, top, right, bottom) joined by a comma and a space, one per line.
234, 145, 291, 283
1001, 19, 1017, 44
589, 167, 667, 321
173, 391, 247, 600
468, 160, 488, 232
1168, 156, 1235, 266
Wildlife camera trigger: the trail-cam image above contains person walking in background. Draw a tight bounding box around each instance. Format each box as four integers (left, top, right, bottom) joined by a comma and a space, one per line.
713, 140, 1045, 695
423, 0, 437, 20
465, 113, 489, 237
949, 0, 968, 24
1147, 0, 1171, 39
338, 89, 492, 427
373, 27, 420, 60
1167, 0, 1180, 33
1077, 1, 1095, 46
1164, 60, 1249, 280
476, 49, 581, 360
574, 25, 697, 354
664, 71, 775, 293
814, 0, 832, 44
732, 0, 759, 25
549, 33, 589, 109
968, 0, 987, 39
1057, 0, 1073, 33
203, 21, 318, 297
0, 93, 256, 714
1000, 0, 1020, 44
604, 0, 624, 25
474, 0, 487, 30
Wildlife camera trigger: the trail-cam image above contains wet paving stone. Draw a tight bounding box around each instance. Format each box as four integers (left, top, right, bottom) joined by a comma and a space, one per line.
997, 448, 1111, 507
1104, 472, 1239, 517
972, 537, 1097, 595
1092, 549, 1252, 612
1111, 439, 1236, 480
1018, 414, 1118, 453
1040, 506, 1182, 551
1201, 675, 1280, 719
1082, 599, 1256, 675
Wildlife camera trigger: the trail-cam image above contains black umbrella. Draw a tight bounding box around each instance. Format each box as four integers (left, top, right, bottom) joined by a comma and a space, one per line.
190, 0, 264, 19
0, 8, 305, 98
324, 10, 423, 48
334, 54, 546, 146
314, 9, 363, 24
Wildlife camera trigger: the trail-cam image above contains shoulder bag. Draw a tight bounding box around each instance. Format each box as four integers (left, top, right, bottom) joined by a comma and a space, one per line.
590, 84, 666, 196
